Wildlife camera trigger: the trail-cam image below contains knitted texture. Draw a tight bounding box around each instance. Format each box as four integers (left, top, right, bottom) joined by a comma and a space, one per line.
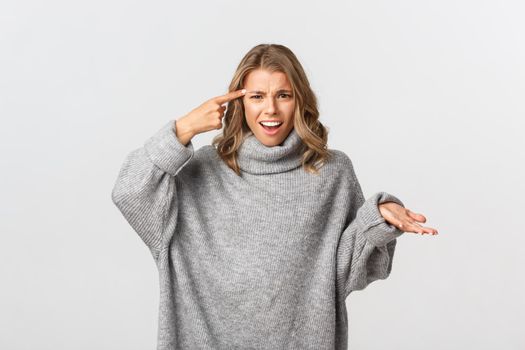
111, 120, 405, 350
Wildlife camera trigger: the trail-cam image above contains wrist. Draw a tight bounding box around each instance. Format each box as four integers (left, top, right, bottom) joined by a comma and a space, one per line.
174, 117, 195, 146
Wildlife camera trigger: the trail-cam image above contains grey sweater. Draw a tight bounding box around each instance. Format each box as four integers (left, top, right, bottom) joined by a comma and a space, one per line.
111, 120, 405, 350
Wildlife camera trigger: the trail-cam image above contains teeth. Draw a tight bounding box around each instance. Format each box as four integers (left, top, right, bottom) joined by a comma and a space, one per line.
260, 121, 282, 127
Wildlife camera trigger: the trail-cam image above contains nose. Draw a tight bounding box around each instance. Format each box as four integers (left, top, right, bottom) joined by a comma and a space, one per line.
265, 97, 277, 115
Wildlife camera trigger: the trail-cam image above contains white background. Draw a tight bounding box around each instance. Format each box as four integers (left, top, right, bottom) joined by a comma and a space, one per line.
1, 0, 524, 349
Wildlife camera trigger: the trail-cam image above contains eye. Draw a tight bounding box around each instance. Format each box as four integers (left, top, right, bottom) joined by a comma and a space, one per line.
250, 94, 292, 99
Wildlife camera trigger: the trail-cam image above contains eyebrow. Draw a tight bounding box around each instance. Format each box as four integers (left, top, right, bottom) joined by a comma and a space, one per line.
247, 89, 293, 94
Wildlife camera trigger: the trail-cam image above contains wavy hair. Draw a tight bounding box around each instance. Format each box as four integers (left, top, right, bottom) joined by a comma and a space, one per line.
212, 43, 332, 176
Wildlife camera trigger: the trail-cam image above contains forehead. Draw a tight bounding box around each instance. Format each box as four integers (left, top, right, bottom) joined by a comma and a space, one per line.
244, 69, 291, 89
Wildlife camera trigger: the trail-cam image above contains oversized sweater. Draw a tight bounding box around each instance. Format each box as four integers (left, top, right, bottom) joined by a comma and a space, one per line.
111, 119, 405, 350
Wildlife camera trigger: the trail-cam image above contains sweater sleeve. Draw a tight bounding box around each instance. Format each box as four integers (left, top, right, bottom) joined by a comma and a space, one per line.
111, 119, 194, 255
335, 159, 405, 300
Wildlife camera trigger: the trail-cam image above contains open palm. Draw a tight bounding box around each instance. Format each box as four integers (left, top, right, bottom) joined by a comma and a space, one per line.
379, 202, 438, 235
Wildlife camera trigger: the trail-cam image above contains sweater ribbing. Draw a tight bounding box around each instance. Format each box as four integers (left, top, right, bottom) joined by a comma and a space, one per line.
237, 127, 304, 174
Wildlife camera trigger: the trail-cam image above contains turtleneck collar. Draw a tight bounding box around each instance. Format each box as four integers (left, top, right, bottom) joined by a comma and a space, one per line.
237, 127, 304, 175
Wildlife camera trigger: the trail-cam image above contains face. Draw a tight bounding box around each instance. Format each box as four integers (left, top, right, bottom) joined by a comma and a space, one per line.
242, 69, 295, 146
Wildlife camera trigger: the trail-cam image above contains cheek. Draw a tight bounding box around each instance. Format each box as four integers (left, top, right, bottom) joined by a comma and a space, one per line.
244, 103, 263, 118
282, 101, 295, 116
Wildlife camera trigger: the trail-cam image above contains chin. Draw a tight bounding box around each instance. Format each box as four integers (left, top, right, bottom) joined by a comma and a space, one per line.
259, 137, 285, 147
256, 129, 291, 147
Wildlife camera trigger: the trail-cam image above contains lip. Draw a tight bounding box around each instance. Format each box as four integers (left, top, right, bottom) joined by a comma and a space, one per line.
259, 121, 283, 136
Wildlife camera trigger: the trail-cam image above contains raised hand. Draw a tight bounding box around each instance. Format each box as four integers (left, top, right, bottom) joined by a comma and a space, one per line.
174, 89, 246, 145
378, 202, 438, 235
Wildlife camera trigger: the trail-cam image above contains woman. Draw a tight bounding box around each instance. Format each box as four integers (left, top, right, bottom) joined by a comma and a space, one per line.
111, 43, 438, 350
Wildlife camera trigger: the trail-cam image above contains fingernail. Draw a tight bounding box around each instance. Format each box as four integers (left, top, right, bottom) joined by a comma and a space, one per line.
241, 89, 246, 94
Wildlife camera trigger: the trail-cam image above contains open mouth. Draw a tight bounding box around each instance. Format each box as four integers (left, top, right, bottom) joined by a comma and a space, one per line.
259, 121, 283, 133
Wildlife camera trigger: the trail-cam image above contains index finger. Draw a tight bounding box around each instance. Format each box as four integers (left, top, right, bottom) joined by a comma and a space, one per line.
214, 89, 246, 105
